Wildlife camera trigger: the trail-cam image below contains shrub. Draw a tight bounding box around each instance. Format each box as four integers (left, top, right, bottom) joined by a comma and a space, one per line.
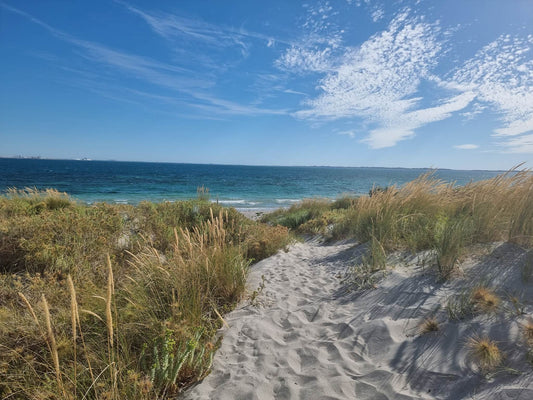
435, 217, 473, 279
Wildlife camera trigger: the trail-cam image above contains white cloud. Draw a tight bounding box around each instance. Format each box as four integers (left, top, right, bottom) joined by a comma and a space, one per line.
290, 11, 473, 148
276, 46, 333, 72
284, 89, 307, 95
371, 7, 385, 22
460, 102, 486, 120
284, 5, 532, 151
275, 1, 342, 73
362, 91, 475, 148
352, 0, 385, 22
296, 12, 441, 116
454, 144, 479, 150
450, 34, 533, 152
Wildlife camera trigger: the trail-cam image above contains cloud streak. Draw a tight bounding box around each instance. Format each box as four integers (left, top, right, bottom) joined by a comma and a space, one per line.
1, 3, 287, 117
115, 0, 284, 53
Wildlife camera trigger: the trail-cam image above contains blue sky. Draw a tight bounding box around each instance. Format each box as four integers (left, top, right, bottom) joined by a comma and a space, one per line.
1, 0, 532, 170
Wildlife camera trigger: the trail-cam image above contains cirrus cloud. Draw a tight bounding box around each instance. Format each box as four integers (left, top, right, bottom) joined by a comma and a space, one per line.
286, 10, 475, 148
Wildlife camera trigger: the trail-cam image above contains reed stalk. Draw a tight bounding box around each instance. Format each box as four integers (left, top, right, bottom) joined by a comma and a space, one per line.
42, 294, 65, 395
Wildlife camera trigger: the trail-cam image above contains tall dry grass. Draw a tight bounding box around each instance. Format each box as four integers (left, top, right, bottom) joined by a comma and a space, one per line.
0, 191, 290, 399
265, 167, 533, 279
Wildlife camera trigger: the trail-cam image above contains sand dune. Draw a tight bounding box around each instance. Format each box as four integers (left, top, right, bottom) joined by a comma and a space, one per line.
185, 239, 533, 399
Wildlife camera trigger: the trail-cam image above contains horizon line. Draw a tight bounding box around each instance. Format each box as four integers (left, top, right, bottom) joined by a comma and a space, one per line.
0, 156, 511, 173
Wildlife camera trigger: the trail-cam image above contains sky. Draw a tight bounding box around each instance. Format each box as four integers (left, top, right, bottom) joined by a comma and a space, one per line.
1, 0, 532, 170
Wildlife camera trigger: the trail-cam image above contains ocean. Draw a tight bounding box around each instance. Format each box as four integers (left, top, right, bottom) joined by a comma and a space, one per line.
0, 158, 502, 210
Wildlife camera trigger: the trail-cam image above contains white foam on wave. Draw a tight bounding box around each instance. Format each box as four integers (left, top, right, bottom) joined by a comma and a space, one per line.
215, 200, 263, 206
275, 198, 301, 204
215, 200, 247, 205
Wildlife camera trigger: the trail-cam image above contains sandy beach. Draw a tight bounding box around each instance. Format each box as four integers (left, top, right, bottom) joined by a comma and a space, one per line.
185, 239, 533, 400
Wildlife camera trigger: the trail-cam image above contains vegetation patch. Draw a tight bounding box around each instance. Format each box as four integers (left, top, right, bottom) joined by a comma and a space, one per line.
264, 168, 533, 282
0, 189, 290, 399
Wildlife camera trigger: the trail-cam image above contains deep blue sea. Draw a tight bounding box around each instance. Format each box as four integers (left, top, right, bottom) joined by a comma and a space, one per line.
0, 158, 503, 210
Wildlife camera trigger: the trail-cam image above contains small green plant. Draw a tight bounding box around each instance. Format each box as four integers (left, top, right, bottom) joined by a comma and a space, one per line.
346, 263, 380, 290
362, 236, 387, 271
145, 328, 214, 395
446, 291, 475, 321
261, 199, 330, 230
250, 275, 266, 306
468, 335, 503, 372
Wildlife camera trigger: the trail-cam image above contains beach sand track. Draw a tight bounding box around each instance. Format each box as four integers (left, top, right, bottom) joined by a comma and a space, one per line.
184, 239, 533, 400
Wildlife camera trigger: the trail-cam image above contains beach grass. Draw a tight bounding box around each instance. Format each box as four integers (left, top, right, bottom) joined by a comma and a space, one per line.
2, 168, 532, 398
419, 317, 440, 335
471, 286, 501, 313
262, 167, 533, 279
467, 336, 504, 372
0, 190, 290, 399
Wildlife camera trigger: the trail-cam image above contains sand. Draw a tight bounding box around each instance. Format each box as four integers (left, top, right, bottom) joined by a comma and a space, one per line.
184, 239, 533, 399
236, 208, 275, 221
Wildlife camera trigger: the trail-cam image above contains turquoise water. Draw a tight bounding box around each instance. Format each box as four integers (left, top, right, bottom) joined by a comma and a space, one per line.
0, 158, 502, 210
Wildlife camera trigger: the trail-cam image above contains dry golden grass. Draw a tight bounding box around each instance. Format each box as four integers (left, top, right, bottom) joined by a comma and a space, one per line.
0, 193, 291, 399
42, 294, 65, 395
266, 167, 533, 279
419, 317, 439, 335
468, 336, 503, 372
524, 319, 533, 346
471, 287, 501, 313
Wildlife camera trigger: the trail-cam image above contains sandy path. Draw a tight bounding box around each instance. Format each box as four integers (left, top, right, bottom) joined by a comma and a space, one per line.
184, 239, 533, 400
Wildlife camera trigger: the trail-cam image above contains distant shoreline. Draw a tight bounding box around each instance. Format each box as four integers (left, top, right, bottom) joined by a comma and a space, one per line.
0, 156, 509, 172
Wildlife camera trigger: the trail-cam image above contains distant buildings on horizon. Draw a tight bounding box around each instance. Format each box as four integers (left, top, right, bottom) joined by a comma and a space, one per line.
2, 155, 92, 161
